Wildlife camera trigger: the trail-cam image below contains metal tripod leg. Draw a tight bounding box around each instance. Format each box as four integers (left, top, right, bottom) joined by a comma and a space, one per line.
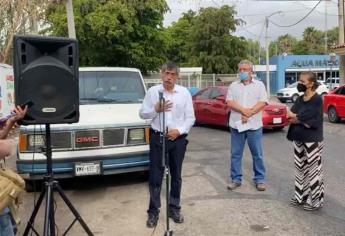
23, 186, 46, 236
54, 182, 93, 236
43, 181, 54, 236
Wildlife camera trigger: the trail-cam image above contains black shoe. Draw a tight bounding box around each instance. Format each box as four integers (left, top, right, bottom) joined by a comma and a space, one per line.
146, 213, 159, 228
168, 210, 184, 223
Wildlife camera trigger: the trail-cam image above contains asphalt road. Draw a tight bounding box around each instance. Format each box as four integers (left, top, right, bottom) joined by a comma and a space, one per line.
11, 117, 345, 236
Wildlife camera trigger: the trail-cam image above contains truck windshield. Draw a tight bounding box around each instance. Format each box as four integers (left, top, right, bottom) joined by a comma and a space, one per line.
79, 71, 145, 104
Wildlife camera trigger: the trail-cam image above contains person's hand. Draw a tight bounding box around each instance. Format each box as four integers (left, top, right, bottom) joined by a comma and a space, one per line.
167, 128, 180, 141
155, 100, 173, 113
241, 108, 254, 117
286, 110, 297, 119
289, 116, 300, 124
8, 105, 28, 123
241, 115, 249, 123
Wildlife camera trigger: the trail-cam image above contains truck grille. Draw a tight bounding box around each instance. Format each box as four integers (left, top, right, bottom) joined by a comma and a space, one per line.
74, 130, 100, 149
103, 129, 125, 146
51, 132, 72, 150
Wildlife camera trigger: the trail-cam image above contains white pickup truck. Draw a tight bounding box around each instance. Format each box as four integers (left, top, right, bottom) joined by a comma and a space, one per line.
16, 67, 150, 188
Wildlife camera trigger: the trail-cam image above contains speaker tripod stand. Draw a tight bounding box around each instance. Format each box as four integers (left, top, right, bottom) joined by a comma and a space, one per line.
158, 91, 173, 236
23, 124, 93, 236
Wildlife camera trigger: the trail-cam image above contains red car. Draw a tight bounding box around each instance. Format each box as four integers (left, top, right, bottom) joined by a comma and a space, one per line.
192, 86, 288, 130
323, 85, 345, 123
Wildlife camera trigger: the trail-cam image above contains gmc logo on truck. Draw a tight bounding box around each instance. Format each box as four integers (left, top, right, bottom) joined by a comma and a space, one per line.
76, 137, 99, 143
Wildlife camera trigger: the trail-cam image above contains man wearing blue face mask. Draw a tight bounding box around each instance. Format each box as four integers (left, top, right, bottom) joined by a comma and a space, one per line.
226, 60, 268, 191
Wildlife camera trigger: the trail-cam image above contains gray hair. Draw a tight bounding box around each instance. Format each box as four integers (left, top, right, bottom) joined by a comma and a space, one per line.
238, 59, 254, 71
161, 61, 180, 75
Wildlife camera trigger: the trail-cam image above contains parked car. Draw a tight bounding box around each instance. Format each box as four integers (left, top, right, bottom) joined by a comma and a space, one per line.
325, 77, 340, 90
323, 85, 345, 123
187, 87, 200, 96
277, 81, 329, 103
192, 86, 288, 130
17, 67, 150, 189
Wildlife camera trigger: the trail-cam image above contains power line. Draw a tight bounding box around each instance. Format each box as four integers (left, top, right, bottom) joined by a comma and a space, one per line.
296, 1, 339, 16
269, 0, 322, 28
238, 8, 308, 18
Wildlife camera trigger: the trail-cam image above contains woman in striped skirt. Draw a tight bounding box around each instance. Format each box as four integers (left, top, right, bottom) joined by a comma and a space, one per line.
286, 71, 324, 211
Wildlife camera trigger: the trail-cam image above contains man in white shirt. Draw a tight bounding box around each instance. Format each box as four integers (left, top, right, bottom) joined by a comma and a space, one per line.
226, 60, 268, 191
139, 61, 195, 228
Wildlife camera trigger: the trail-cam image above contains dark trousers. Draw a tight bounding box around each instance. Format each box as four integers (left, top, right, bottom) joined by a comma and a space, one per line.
147, 130, 188, 215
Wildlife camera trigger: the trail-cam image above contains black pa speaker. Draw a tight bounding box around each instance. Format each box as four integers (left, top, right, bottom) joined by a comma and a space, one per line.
13, 35, 79, 125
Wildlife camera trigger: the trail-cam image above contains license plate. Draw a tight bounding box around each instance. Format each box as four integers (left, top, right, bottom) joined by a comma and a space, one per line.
75, 162, 101, 176
273, 117, 282, 124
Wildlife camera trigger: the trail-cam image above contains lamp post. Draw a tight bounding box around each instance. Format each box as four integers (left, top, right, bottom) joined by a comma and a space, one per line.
265, 11, 282, 98
329, 53, 337, 90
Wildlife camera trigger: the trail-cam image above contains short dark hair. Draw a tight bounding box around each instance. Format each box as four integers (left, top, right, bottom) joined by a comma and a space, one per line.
161, 61, 180, 75
300, 71, 319, 91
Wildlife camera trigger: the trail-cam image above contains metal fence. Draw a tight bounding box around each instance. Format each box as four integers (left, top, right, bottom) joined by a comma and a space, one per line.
143, 73, 237, 89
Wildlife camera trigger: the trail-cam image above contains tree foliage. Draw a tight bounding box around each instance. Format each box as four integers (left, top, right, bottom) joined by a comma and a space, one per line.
45, 0, 168, 73
269, 27, 339, 56
165, 5, 247, 74
0, 0, 48, 63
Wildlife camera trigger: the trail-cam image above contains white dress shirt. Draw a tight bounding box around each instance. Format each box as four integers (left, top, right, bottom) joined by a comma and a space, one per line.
139, 84, 195, 135
226, 79, 268, 130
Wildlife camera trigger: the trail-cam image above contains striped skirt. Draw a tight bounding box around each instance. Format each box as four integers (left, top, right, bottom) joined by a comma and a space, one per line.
293, 141, 324, 209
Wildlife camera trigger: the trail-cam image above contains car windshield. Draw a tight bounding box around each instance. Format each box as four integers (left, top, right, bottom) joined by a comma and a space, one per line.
79, 71, 145, 104
287, 82, 297, 88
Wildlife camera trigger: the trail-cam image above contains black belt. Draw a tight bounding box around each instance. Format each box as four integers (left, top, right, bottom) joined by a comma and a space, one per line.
150, 128, 163, 135
150, 128, 187, 139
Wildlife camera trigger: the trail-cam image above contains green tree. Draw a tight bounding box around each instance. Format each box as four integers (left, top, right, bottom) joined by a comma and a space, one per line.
245, 39, 262, 64
291, 27, 324, 54
326, 27, 338, 48
269, 34, 298, 56
164, 10, 196, 65
185, 5, 244, 73
0, 0, 48, 63
45, 0, 168, 73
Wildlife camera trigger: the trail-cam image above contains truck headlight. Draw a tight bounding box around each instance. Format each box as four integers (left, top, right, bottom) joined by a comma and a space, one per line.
127, 128, 145, 145
27, 134, 45, 151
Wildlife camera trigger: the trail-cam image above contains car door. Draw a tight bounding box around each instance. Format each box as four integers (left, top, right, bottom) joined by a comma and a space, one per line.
335, 86, 345, 117
208, 88, 228, 126
193, 88, 213, 124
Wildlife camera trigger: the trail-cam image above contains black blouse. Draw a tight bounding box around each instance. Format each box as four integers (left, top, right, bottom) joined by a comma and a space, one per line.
287, 93, 323, 142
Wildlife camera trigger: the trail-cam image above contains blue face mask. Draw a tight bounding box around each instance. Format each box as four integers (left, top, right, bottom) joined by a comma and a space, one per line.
239, 72, 249, 81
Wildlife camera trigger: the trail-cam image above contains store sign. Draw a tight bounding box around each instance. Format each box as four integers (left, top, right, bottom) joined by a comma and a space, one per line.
290, 59, 339, 68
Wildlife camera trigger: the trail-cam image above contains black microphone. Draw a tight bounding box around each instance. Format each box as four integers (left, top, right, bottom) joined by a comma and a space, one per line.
158, 91, 165, 109
158, 91, 163, 101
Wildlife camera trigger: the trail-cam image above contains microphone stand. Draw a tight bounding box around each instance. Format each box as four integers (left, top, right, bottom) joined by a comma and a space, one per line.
159, 92, 173, 236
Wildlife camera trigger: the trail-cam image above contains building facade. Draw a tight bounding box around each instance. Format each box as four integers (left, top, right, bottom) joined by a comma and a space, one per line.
255, 55, 340, 94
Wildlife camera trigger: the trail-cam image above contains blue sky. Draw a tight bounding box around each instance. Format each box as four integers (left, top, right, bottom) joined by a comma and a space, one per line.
164, 0, 339, 44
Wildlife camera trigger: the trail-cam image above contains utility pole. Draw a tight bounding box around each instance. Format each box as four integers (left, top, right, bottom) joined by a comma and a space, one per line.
265, 16, 270, 98
325, 0, 328, 53
338, 0, 345, 85
265, 11, 281, 98
65, 0, 76, 39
